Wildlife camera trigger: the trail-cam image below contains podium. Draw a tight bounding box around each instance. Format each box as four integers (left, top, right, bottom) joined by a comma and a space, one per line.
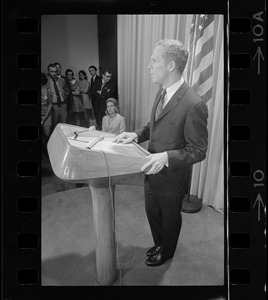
47, 123, 150, 285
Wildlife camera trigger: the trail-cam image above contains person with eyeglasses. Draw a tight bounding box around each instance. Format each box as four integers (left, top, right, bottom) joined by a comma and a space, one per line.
95, 69, 115, 130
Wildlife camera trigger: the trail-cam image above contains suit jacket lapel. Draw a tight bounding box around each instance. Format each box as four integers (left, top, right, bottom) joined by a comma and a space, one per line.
154, 81, 189, 123
150, 89, 163, 136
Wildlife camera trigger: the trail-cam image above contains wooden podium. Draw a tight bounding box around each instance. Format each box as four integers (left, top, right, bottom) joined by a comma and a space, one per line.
47, 123, 150, 285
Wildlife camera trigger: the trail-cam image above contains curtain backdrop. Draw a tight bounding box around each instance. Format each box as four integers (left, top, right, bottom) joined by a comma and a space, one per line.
117, 15, 224, 212
189, 15, 224, 212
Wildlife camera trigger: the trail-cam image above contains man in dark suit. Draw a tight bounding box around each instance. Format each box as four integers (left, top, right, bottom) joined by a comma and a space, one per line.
95, 69, 115, 130
88, 65, 102, 128
114, 39, 208, 267
47, 63, 68, 130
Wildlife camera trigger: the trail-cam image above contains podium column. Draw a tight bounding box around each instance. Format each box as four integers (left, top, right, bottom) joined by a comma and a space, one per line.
88, 178, 116, 285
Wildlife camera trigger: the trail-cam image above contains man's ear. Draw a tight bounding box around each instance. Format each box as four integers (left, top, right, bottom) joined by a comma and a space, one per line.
168, 60, 176, 72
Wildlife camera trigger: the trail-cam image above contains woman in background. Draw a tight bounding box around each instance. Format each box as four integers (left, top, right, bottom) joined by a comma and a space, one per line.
78, 70, 94, 127
65, 69, 83, 126
89, 97, 126, 135
41, 72, 52, 151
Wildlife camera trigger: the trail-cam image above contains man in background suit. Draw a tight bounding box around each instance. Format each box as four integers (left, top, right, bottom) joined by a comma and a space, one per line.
54, 62, 72, 121
47, 63, 68, 130
88, 65, 102, 127
54, 62, 65, 80
114, 39, 208, 267
95, 69, 115, 130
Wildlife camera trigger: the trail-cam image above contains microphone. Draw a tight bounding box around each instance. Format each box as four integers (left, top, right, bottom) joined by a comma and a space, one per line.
86, 135, 104, 149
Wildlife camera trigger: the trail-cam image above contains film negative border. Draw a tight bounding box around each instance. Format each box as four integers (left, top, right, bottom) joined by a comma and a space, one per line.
229, 1, 266, 299
2, 0, 265, 299
2, 4, 41, 298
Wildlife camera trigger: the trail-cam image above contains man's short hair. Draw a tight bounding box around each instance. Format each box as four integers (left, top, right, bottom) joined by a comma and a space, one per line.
88, 65, 97, 71
103, 69, 112, 76
155, 39, 188, 74
47, 63, 57, 71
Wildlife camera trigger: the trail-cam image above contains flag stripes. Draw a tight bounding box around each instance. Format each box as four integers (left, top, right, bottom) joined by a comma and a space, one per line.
186, 14, 214, 104
193, 63, 213, 91
200, 87, 213, 103
192, 51, 213, 86
193, 36, 214, 70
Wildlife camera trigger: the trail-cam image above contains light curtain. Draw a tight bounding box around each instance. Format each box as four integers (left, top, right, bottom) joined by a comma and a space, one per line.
117, 14, 224, 212
189, 15, 224, 212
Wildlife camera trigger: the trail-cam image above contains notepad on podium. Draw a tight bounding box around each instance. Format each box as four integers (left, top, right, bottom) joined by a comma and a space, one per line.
47, 123, 150, 180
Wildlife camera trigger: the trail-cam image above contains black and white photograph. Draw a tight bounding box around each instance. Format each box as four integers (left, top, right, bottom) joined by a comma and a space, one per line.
41, 14, 225, 286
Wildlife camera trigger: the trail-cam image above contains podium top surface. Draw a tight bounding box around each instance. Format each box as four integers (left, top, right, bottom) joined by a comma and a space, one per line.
61, 123, 150, 157
47, 123, 150, 180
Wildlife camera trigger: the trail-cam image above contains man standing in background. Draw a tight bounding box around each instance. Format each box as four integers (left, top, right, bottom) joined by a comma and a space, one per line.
95, 69, 115, 130
47, 63, 68, 130
54, 62, 72, 122
54, 62, 65, 80
89, 65, 102, 128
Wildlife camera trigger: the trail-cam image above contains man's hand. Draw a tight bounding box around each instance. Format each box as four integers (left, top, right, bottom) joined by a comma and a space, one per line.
141, 152, 168, 175
112, 132, 137, 144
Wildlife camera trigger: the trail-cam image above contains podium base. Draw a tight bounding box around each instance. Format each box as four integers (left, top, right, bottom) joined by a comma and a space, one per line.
182, 194, 202, 213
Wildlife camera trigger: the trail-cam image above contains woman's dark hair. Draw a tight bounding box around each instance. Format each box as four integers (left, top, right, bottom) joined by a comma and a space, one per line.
41, 72, 48, 86
65, 69, 74, 77
79, 70, 87, 80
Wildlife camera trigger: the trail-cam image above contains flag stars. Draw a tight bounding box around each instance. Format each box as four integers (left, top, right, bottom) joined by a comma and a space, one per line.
200, 14, 206, 18
199, 24, 203, 30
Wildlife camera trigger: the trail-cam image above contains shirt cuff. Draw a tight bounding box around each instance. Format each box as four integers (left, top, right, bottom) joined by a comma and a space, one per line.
133, 133, 138, 143
164, 151, 169, 167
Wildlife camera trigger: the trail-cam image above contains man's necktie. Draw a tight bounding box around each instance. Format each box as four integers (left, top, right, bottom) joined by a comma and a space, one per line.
53, 79, 62, 107
100, 82, 105, 93
155, 88, 166, 120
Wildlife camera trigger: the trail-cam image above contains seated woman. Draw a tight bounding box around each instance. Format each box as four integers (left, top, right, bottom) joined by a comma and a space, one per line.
89, 98, 126, 135
77, 97, 126, 189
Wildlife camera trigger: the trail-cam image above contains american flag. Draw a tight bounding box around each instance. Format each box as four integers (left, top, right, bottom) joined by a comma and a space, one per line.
186, 14, 214, 103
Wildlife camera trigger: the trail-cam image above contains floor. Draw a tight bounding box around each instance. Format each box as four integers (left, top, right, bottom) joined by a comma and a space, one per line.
41, 152, 225, 286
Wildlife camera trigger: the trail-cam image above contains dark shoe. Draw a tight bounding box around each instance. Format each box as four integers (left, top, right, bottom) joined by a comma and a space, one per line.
145, 253, 173, 267
146, 246, 161, 257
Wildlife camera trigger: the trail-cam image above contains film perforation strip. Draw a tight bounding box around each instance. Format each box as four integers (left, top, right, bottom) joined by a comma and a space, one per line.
17, 90, 39, 105
230, 89, 251, 105
14, 16, 41, 287
230, 18, 251, 34
229, 3, 266, 299
16, 17, 39, 34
